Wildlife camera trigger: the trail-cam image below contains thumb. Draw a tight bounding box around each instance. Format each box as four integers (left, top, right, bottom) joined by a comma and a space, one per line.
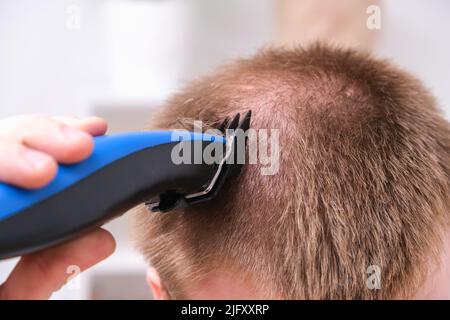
0, 228, 115, 300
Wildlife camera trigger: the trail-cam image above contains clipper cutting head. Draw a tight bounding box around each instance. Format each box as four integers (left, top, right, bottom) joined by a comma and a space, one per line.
146, 110, 252, 212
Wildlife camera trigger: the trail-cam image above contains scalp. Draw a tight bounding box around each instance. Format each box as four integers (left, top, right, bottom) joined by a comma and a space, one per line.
133, 43, 450, 299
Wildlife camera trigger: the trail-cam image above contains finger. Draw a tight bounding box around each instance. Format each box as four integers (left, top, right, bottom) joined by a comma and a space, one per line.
0, 141, 57, 189
52, 116, 108, 137
20, 117, 94, 164
0, 228, 115, 300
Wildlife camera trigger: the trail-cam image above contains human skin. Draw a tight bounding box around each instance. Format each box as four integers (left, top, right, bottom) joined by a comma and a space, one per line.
0, 115, 116, 300
146, 239, 450, 300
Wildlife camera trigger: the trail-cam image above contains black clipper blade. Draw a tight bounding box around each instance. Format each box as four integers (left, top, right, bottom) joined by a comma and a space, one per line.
147, 110, 252, 212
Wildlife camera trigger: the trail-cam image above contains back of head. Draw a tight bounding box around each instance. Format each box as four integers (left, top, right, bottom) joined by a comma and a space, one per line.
132, 44, 450, 299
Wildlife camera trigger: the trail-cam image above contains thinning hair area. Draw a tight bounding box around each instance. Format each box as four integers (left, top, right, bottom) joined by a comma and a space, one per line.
132, 44, 450, 299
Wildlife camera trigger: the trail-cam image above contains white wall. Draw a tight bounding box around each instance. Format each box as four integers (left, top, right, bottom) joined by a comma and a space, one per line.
0, 0, 273, 118
0, 0, 112, 117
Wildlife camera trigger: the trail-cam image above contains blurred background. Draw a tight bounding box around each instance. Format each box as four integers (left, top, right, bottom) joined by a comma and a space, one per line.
0, 0, 449, 299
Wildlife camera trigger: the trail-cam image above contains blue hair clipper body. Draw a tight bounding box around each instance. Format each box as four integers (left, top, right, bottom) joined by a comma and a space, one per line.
0, 112, 251, 259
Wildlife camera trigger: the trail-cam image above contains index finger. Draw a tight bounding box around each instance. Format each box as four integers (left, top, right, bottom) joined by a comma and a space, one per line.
52, 116, 108, 137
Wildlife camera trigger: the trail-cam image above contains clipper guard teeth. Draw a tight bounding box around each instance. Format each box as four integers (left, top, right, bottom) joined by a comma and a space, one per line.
147, 111, 252, 213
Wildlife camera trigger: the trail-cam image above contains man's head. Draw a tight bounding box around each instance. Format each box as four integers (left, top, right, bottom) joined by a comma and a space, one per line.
132, 44, 450, 299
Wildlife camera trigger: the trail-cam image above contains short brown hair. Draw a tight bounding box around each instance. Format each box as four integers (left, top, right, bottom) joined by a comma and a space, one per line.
132, 44, 450, 299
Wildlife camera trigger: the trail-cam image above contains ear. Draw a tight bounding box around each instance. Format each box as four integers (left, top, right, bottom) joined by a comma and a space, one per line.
146, 267, 169, 299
